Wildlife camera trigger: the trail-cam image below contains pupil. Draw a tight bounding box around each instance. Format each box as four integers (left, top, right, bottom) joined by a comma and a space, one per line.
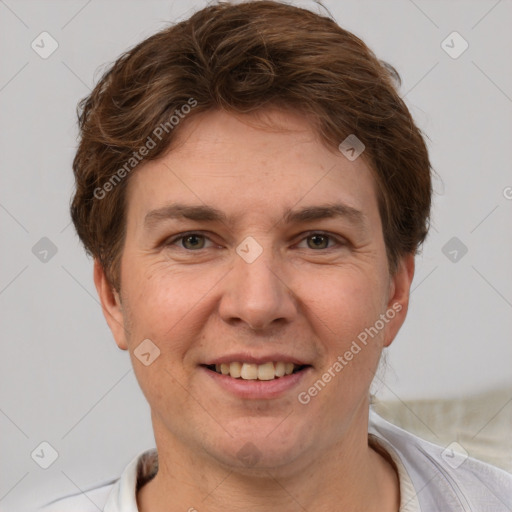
309, 235, 327, 249
184, 235, 203, 249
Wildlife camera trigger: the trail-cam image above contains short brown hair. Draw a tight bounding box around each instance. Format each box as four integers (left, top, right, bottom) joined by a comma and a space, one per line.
71, 0, 432, 291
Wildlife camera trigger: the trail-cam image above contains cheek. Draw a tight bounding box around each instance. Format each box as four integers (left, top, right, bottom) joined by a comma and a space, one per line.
291, 269, 388, 435
302, 268, 387, 401
120, 259, 221, 356
305, 266, 388, 346
119, 263, 202, 412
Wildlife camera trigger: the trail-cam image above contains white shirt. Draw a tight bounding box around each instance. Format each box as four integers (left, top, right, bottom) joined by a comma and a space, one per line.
40, 409, 512, 511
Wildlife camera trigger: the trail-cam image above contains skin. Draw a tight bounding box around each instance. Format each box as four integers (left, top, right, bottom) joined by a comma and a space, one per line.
94, 108, 415, 511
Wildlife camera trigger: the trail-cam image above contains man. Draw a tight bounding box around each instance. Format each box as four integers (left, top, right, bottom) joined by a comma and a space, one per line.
43, 1, 512, 510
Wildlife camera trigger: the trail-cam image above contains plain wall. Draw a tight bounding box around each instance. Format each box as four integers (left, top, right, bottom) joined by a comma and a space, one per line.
1, 1, 511, 510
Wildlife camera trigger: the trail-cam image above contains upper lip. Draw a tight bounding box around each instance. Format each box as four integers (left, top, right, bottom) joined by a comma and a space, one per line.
203, 353, 311, 366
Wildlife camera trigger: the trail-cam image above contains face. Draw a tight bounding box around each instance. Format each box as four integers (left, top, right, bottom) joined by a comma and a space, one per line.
95, 108, 413, 474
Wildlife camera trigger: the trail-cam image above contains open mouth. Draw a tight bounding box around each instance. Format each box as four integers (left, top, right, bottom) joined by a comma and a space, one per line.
203, 362, 310, 381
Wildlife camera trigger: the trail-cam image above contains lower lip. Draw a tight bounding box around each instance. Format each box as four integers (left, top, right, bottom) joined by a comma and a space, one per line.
201, 366, 312, 399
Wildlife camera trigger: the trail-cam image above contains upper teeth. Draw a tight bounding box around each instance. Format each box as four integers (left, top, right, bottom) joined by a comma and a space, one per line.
214, 362, 298, 380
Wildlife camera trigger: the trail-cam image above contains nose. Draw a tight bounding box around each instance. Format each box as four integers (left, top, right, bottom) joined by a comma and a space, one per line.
218, 244, 297, 331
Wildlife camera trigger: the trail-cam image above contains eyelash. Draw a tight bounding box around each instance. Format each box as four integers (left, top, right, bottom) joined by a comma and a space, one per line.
164, 231, 347, 251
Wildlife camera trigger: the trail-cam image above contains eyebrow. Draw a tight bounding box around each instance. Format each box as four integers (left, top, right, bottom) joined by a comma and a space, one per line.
282, 204, 366, 227
143, 202, 367, 231
144, 204, 228, 228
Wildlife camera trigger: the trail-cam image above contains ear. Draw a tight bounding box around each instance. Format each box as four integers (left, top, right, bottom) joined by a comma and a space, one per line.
383, 253, 415, 347
93, 259, 128, 350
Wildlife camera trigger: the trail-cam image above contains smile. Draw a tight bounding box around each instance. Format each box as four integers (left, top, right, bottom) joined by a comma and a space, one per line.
204, 362, 309, 381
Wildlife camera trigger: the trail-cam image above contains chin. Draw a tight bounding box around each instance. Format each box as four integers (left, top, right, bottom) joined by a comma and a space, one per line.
216, 444, 303, 474
205, 421, 309, 473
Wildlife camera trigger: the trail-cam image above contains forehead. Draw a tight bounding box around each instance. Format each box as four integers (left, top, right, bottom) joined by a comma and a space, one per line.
124, 108, 380, 230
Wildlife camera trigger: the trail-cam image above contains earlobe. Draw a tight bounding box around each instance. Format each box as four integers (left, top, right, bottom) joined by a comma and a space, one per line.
93, 259, 128, 350
383, 254, 415, 347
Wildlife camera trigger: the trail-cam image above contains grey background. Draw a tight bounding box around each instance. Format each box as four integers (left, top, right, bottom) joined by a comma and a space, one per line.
1, 0, 511, 510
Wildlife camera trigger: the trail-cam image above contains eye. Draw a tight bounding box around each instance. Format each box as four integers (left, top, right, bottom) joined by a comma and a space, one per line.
181, 234, 207, 250
166, 232, 214, 250
296, 232, 344, 250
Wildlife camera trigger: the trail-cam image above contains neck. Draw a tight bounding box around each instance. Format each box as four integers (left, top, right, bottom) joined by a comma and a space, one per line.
137, 405, 399, 512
